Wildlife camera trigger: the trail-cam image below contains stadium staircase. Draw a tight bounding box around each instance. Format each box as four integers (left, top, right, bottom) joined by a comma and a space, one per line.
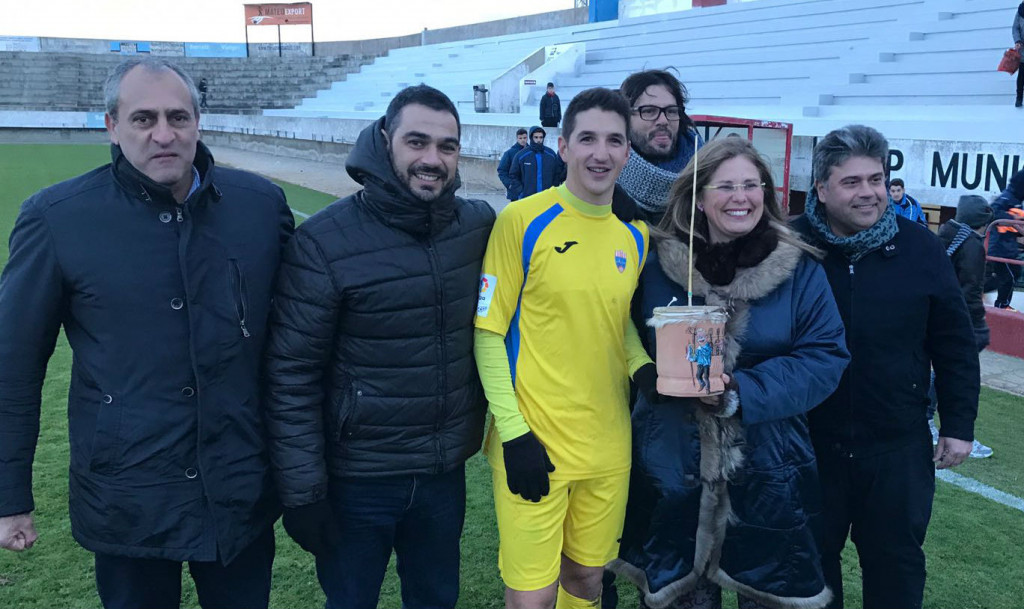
0, 52, 373, 114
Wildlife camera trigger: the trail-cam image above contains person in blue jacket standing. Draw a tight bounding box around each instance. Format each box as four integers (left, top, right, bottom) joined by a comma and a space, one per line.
508, 126, 565, 200
888, 178, 927, 225
613, 137, 849, 609
497, 128, 528, 200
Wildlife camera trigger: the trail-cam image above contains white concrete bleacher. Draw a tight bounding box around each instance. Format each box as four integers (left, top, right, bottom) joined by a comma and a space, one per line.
267, 0, 1024, 145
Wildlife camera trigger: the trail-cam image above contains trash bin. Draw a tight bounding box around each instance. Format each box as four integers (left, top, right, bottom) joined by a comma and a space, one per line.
473, 84, 489, 113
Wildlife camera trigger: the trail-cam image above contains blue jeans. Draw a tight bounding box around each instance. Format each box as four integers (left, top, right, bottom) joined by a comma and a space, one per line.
94, 526, 275, 609
316, 464, 466, 609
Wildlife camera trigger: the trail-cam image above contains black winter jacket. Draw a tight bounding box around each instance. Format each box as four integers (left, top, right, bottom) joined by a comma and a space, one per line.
539, 92, 561, 124
0, 143, 293, 561
793, 215, 979, 452
263, 118, 495, 508
938, 220, 990, 350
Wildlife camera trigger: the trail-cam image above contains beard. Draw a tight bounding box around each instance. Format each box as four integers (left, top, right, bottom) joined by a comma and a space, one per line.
630, 125, 679, 164
395, 161, 453, 202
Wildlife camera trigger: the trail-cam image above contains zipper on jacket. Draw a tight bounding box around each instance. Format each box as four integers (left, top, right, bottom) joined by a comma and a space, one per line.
425, 238, 448, 472
229, 260, 251, 338
846, 260, 855, 450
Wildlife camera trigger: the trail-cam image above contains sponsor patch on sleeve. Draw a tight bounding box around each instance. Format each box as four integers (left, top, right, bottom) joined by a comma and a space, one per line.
477, 274, 498, 317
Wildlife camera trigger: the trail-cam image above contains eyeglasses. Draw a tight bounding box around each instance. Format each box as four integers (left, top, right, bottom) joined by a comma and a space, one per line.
631, 105, 683, 121
703, 182, 766, 194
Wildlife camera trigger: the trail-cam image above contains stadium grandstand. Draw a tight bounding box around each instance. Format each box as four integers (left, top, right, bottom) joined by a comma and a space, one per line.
2, 0, 1021, 212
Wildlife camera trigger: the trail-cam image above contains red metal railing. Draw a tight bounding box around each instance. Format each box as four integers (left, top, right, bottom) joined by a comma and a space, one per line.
984, 219, 1024, 266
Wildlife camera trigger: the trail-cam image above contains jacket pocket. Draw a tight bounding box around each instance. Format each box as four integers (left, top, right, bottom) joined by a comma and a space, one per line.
89, 392, 125, 475
333, 384, 362, 442
228, 259, 251, 339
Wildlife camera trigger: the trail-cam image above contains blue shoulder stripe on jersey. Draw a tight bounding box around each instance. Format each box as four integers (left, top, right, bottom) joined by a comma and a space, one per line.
505, 202, 564, 387
622, 221, 645, 269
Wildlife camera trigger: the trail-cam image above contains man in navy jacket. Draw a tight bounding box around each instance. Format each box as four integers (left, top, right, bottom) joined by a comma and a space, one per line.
497, 128, 528, 200
508, 126, 565, 200
793, 125, 979, 609
0, 58, 293, 609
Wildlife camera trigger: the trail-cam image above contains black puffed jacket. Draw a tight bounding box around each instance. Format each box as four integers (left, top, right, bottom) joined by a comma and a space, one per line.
263, 118, 495, 508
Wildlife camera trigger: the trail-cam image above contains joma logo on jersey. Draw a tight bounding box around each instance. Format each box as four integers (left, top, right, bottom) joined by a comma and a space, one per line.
614, 250, 627, 273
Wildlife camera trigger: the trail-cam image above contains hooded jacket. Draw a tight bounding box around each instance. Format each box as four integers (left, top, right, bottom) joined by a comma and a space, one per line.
508, 126, 565, 200
938, 220, 990, 350
0, 142, 293, 562
263, 117, 495, 508
539, 91, 562, 124
612, 224, 848, 609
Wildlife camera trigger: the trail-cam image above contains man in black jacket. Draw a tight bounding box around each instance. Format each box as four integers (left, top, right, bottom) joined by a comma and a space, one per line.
793, 125, 979, 609
263, 84, 495, 609
540, 82, 562, 128
0, 58, 293, 609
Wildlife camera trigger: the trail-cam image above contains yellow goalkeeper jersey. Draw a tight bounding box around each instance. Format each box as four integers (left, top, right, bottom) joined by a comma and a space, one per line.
475, 184, 649, 478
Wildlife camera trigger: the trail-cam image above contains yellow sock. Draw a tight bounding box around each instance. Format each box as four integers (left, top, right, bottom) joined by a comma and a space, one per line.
555, 585, 601, 609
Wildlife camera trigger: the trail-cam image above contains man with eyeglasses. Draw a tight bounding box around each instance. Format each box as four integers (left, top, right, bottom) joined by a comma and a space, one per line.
616, 70, 704, 224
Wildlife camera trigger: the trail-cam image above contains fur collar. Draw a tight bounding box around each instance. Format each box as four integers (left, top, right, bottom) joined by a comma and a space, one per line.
656, 221, 804, 304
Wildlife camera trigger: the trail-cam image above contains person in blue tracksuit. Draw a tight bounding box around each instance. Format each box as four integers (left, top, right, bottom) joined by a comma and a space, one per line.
508, 126, 565, 200
497, 128, 528, 200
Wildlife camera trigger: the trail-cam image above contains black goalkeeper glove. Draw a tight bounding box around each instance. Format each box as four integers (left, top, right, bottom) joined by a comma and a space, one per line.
282, 499, 342, 556
502, 431, 556, 502
633, 362, 666, 405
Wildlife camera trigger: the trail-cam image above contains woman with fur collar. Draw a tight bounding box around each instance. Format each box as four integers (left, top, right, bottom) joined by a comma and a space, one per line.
612, 138, 850, 609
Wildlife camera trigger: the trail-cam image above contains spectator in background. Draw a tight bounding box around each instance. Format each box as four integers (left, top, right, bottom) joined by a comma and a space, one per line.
540, 82, 562, 128
498, 128, 528, 200
616, 69, 704, 225
986, 169, 1024, 309
931, 195, 994, 458
0, 57, 293, 609
199, 77, 209, 109
508, 126, 565, 200
888, 178, 927, 225
1013, 3, 1023, 107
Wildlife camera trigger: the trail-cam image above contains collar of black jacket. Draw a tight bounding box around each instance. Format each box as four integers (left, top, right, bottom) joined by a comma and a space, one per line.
110, 140, 221, 207
345, 117, 460, 237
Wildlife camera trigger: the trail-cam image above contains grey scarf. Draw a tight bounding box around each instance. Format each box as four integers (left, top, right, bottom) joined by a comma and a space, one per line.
803, 189, 899, 262
616, 152, 680, 214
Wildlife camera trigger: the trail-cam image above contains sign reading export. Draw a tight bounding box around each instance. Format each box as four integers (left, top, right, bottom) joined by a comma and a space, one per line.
244, 3, 313, 26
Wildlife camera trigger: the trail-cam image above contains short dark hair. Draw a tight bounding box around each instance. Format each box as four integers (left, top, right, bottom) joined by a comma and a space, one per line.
561, 87, 631, 141
516, 128, 528, 136
620, 69, 694, 130
812, 124, 888, 185
384, 84, 460, 139
546, 82, 555, 88
889, 178, 904, 188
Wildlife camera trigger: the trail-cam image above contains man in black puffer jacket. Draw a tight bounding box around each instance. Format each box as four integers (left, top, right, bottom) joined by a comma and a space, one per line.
263, 85, 495, 609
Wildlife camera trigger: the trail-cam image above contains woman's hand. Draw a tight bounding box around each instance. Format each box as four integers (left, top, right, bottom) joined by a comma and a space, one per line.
698, 374, 731, 406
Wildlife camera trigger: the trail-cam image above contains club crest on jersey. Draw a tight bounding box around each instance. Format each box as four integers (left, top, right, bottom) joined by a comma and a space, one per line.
614, 249, 627, 273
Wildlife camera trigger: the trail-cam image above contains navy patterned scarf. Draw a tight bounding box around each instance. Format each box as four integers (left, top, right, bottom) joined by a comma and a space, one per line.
803, 189, 898, 262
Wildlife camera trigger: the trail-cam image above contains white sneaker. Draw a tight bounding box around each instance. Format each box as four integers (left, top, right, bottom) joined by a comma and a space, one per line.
970, 440, 994, 459
928, 420, 939, 446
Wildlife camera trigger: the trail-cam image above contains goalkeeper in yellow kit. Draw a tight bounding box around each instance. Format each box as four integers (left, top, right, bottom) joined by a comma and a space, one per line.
474, 87, 659, 609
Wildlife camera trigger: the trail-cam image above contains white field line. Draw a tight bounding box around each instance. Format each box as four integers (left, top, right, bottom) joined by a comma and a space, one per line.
290, 208, 310, 219
936, 469, 1024, 514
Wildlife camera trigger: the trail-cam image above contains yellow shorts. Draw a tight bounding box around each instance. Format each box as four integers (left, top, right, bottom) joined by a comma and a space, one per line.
491, 466, 630, 591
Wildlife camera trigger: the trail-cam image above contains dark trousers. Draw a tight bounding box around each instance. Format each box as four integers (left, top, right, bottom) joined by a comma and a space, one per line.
541, 118, 559, 128
316, 464, 467, 609
94, 526, 275, 609
1017, 66, 1024, 102
985, 261, 1021, 308
815, 439, 935, 609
